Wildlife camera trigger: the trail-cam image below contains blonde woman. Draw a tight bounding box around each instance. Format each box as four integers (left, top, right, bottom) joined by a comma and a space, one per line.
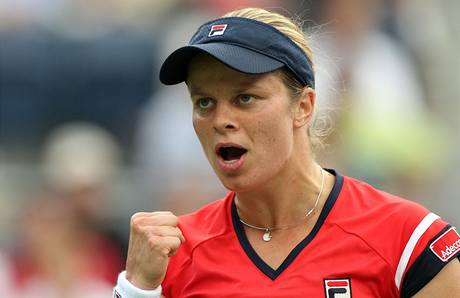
114, 8, 460, 298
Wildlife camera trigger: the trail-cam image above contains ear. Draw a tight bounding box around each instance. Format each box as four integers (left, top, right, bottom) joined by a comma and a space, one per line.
293, 87, 316, 128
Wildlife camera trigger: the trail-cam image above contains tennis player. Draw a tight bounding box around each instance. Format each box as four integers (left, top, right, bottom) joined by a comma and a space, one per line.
114, 8, 460, 298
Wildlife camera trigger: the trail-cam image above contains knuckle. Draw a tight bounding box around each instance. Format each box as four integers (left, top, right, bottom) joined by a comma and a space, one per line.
161, 247, 171, 256
169, 215, 179, 226
174, 237, 182, 247
131, 218, 142, 232
130, 213, 138, 225
151, 211, 173, 217
131, 223, 143, 234
131, 217, 149, 233
147, 235, 160, 249
148, 225, 162, 236
130, 212, 146, 225
148, 236, 168, 254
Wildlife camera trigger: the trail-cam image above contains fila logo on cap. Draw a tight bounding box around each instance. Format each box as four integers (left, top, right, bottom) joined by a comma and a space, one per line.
430, 227, 460, 262
208, 24, 227, 37
324, 278, 352, 298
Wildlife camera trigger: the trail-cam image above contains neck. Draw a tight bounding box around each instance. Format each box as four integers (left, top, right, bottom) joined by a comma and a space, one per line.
235, 158, 325, 228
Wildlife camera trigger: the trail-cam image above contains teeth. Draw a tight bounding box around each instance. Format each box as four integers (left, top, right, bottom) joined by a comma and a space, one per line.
223, 159, 239, 164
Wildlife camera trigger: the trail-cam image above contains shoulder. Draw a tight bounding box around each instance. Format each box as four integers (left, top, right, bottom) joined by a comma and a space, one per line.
331, 175, 458, 296
332, 175, 444, 247
330, 176, 437, 258
334, 175, 431, 224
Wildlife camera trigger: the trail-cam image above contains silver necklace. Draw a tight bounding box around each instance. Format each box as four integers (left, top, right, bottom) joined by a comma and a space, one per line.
239, 168, 325, 242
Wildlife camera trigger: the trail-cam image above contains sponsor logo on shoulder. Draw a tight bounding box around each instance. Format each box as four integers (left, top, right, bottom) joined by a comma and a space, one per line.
324, 278, 352, 298
208, 24, 227, 37
430, 227, 460, 262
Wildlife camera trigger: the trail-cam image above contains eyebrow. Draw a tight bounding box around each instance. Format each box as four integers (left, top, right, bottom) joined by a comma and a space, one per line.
188, 85, 209, 97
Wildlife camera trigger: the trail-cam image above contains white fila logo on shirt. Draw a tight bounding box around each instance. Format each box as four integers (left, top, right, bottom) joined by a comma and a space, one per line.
208, 24, 227, 37
324, 278, 352, 298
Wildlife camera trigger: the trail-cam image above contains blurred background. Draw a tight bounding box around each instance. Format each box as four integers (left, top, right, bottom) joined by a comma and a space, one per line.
0, 0, 458, 296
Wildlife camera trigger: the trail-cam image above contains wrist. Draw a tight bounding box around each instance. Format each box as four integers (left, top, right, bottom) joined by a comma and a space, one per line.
114, 271, 162, 298
126, 271, 162, 290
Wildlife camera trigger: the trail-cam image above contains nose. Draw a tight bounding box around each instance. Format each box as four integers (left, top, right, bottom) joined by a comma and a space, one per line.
213, 101, 238, 134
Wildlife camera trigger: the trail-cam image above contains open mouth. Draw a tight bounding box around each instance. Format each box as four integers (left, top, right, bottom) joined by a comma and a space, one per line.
217, 145, 248, 162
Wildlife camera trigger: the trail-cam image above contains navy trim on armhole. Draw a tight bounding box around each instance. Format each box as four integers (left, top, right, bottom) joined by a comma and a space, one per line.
400, 225, 460, 298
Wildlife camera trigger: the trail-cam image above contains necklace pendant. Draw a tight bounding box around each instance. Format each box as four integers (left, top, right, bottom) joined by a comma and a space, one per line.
262, 229, 272, 242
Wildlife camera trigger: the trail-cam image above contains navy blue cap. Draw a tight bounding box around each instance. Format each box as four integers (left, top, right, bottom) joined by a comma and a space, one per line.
159, 17, 315, 88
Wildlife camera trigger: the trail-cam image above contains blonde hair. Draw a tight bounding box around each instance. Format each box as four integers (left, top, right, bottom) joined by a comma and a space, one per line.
223, 7, 330, 154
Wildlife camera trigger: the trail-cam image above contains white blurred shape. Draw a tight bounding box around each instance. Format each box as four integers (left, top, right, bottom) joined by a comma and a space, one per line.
41, 122, 121, 192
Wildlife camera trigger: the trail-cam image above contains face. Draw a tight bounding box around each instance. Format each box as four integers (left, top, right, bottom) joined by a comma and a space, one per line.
187, 54, 309, 192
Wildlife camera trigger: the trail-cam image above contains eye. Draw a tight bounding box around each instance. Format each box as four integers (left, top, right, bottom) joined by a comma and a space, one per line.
238, 94, 254, 104
196, 97, 214, 109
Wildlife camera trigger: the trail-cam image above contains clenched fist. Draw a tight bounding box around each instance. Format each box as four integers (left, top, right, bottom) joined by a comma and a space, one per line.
125, 211, 185, 290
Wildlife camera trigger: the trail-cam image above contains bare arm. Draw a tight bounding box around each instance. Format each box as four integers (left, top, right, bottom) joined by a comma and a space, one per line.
413, 258, 460, 297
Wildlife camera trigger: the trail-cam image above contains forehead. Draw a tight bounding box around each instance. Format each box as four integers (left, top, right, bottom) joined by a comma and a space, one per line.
186, 54, 283, 94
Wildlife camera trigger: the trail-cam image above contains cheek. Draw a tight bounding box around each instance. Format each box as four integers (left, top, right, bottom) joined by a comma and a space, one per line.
254, 112, 293, 158
192, 117, 204, 140
192, 117, 212, 151
192, 116, 200, 135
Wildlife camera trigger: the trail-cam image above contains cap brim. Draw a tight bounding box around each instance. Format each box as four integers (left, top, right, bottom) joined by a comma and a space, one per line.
159, 43, 284, 85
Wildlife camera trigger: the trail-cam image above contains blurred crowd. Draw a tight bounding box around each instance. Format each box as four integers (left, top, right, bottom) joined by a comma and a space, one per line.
0, 0, 459, 296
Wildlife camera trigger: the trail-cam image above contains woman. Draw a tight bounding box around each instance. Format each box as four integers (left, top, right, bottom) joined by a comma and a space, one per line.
114, 8, 460, 298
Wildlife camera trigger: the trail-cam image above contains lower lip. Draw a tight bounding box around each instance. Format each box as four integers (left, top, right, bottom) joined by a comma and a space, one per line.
216, 153, 246, 172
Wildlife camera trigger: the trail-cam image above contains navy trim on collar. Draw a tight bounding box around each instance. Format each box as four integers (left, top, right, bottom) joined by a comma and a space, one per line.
231, 169, 344, 280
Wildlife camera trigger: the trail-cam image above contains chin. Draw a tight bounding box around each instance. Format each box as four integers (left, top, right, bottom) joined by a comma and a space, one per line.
218, 175, 263, 194
211, 161, 266, 193
216, 174, 245, 192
